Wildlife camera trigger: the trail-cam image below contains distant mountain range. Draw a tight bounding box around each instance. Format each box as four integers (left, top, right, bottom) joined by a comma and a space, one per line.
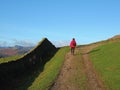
0, 45, 34, 58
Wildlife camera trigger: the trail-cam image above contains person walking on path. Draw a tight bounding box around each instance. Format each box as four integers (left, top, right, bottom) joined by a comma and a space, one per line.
70, 38, 76, 55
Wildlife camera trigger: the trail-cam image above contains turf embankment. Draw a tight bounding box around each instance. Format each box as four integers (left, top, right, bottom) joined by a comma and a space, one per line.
17, 47, 69, 90
0, 55, 22, 64
90, 42, 120, 90
0, 38, 57, 89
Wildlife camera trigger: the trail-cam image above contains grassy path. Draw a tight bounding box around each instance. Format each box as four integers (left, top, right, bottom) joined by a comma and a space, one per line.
51, 45, 107, 90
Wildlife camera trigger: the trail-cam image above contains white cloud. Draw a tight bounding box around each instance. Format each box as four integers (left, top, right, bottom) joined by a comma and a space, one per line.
0, 39, 36, 47
0, 41, 8, 47
13, 39, 36, 47
52, 40, 70, 47
0, 39, 70, 47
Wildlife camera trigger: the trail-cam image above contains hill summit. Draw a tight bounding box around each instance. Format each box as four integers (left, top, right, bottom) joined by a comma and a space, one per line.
110, 35, 120, 39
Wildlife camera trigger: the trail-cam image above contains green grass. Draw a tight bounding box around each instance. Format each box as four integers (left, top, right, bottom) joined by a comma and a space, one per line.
90, 42, 120, 90
28, 47, 69, 90
0, 55, 22, 64
16, 47, 69, 90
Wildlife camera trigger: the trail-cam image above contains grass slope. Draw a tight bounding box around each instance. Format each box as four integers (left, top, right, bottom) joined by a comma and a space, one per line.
16, 47, 69, 90
90, 42, 120, 90
28, 47, 69, 90
0, 55, 22, 64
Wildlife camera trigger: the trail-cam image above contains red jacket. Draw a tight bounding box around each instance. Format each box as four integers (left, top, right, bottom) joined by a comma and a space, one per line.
70, 40, 76, 48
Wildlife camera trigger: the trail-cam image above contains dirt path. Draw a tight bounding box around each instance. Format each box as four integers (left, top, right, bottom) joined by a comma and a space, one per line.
81, 45, 106, 90
50, 44, 107, 90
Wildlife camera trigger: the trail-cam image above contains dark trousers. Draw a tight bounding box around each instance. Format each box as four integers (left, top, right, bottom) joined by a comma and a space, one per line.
71, 47, 75, 55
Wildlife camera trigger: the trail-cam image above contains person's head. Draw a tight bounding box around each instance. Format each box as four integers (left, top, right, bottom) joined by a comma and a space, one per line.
73, 38, 75, 40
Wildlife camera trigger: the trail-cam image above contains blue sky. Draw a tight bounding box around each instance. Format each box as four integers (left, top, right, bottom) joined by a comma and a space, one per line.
0, 0, 120, 47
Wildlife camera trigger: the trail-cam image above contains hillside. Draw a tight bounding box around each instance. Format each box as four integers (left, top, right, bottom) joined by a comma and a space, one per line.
0, 45, 33, 58
0, 38, 57, 90
51, 35, 120, 90
0, 36, 120, 90
109, 35, 120, 40
90, 40, 120, 90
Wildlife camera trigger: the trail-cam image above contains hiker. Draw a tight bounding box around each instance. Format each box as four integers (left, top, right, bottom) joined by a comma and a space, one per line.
70, 38, 76, 55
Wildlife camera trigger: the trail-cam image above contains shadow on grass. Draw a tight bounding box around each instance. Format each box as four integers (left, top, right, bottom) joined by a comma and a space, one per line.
14, 64, 45, 90
15, 48, 60, 90
0, 48, 60, 90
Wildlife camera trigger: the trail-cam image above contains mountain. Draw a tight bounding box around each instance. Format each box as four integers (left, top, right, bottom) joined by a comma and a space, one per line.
0, 45, 33, 58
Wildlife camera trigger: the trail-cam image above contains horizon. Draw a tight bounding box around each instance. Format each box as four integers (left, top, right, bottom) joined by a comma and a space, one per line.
1, 0, 120, 47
